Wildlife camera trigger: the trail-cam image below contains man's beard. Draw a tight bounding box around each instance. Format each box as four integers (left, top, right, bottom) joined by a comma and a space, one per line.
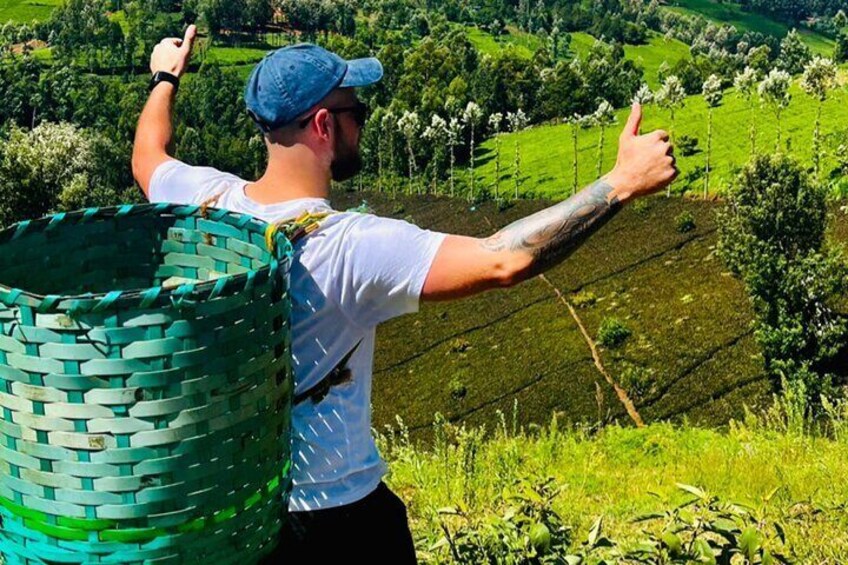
330, 133, 362, 182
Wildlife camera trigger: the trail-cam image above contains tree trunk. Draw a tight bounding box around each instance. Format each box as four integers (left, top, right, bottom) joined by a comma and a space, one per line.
705, 108, 712, 199
572, 125, 579, 196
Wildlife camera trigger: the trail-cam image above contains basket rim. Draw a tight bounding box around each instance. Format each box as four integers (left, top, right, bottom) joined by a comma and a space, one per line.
0, 202, 294, 315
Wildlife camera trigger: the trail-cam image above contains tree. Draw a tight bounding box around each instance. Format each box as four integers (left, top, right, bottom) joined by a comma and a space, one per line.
702, 74, 723, 199
733, 66, 759, 156
397, 111, 421, 195
656, 75, 686, 196
446, 117, 463, 198
835, 31, 848, 64
422, 114, 448, 195
380, 110, 398, 196
462, 101, 484, 203
800, 57, 838, 179
506, 109, 528, 200
591, 100, 617, 179
488, 112, 504, 202
717, 154, 848, 408
777, 29, 812, 75
758, 68, 792, 151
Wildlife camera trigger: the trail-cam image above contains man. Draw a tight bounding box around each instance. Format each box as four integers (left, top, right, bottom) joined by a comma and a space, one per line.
132, 25, 677, 563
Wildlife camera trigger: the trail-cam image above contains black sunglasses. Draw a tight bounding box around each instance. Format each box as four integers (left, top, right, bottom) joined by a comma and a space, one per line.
298, 101, 369, 129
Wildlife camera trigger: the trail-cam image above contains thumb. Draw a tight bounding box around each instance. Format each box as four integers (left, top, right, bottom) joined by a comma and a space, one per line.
181, 24, 197, 53
621, 102, 642, 139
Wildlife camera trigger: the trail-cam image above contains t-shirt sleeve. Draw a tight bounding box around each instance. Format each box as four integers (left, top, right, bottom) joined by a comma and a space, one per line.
147, 159, 240, 205
335, 214, 449, 328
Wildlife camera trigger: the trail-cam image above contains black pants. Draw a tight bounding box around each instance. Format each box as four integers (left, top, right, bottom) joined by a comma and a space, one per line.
259, 481, 418, 564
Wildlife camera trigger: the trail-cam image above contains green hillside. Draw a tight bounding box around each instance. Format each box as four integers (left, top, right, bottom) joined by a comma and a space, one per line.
666, 0, 836, 56
476, 79, 848, 200
329, 189, 773, 444
0, 0, 62, 23
623, 33, 691, 88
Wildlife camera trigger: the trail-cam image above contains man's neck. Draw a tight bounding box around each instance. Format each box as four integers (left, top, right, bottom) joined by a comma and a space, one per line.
245, 152, 332, 205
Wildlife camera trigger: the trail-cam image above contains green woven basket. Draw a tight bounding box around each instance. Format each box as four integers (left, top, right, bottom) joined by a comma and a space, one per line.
0, 203, 295, 564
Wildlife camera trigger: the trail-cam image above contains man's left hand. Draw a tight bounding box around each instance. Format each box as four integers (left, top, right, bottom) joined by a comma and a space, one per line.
150, 24, 197, 78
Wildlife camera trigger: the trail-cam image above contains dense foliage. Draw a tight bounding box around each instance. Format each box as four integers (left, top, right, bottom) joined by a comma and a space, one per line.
718, 154, 848, 407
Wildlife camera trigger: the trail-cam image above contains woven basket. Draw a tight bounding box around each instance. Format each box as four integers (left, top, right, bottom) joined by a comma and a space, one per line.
0, 202, 294, 564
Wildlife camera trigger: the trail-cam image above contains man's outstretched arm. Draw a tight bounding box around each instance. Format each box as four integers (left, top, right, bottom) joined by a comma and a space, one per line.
131, 25, 196, 198
421, 103, 678, 302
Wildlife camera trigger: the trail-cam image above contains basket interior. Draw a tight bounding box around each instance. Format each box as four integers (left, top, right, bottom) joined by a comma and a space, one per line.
0, 213, 272, 298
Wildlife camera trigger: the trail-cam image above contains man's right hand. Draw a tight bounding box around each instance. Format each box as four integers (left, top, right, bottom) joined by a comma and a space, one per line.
150, 24, 197, 78
606, 102, 678, 204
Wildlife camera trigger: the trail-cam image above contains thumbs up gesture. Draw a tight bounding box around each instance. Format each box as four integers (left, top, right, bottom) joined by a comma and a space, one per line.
150, 24, 197, 78
606, 103, 679, 203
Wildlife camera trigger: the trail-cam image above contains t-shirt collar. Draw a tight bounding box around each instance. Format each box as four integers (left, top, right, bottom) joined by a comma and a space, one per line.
237, 183, 334, 214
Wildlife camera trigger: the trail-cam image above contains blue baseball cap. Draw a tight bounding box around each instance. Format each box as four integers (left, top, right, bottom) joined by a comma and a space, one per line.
244, 43, 383, 132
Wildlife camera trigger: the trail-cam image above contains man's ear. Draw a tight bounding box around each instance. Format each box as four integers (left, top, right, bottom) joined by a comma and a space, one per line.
315, 109, 334, 141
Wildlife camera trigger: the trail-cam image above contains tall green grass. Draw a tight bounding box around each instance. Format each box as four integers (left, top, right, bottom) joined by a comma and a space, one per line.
379, 397, 848, 562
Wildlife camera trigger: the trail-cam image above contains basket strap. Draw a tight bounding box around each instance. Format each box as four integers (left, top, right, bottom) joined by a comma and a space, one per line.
293, 339, 363, 406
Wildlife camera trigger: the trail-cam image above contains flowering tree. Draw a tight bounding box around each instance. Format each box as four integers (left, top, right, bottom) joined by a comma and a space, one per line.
656, 75, 686, 196
397, 110, 421, 194
800, 57, 838, 178
733, 66, 759, 156
592, 100, 617, 179
463, 101, 484, 202
422, 114, 448, 194
446, 117, 463, 197
380, 110, 397, 195
489, 112, 504, 202
702, 74, 723, 198
758, 68, 792, 150
506, 109, 528, 200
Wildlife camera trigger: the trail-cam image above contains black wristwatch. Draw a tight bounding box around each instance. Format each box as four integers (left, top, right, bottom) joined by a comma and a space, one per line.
149, 71, 180, 92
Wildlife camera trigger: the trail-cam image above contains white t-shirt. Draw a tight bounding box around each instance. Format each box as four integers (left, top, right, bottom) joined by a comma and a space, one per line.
147, 160, 448, 511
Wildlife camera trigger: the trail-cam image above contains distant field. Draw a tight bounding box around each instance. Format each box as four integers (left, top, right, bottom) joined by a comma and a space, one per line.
476, 78, 848, 200
623, 32, 691, 89
0, 0, 62, 23
666, 0, 835, 56
467, 27, 691, 90
466, 25, 545, 59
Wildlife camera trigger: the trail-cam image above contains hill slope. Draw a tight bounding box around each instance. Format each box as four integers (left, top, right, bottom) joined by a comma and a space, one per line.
330, 189, 772, 444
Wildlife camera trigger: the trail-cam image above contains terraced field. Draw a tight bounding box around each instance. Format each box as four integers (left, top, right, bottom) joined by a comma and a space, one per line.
330, 189, 780, 444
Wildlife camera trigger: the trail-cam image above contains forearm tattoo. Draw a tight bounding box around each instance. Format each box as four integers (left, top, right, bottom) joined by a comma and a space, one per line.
481, 180, 622, 279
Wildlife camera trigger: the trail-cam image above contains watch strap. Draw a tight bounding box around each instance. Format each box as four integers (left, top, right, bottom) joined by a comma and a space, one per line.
150, 71, 180, 92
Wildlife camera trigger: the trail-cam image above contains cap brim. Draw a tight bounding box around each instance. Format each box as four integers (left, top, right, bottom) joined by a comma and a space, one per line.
340, 57, 383, 88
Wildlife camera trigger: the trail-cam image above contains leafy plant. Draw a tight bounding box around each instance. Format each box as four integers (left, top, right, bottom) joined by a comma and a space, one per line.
598, 317, 632, 348
676, 211, 696, 233
676, 134, 700, 157
625, 484, 791, 564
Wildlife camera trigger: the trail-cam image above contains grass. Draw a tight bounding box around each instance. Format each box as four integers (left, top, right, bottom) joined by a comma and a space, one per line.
623, 32, 691, 89
466, 25, 546, 59
476, 77, 848, 200
0, 0, 62, 23
666, 0, 836, 56
379, 400, 848, 562
466, 27, 691, 89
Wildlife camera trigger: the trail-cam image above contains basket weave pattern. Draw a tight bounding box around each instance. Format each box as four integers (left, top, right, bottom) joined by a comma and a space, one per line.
0, 203, 294, 564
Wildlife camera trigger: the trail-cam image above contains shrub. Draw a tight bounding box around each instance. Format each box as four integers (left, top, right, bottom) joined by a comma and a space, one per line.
717, 153, 848, 408
449, 378, 468, 401
570, 290, 598, 308
619, 362, 656, 400
676, 210, 696, 233
597, 317, 632, 348
677, 134, 700, 156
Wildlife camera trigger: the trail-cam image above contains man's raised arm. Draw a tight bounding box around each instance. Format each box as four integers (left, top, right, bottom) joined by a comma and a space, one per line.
421, 103, 678, 302
131, 25, 196, 198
